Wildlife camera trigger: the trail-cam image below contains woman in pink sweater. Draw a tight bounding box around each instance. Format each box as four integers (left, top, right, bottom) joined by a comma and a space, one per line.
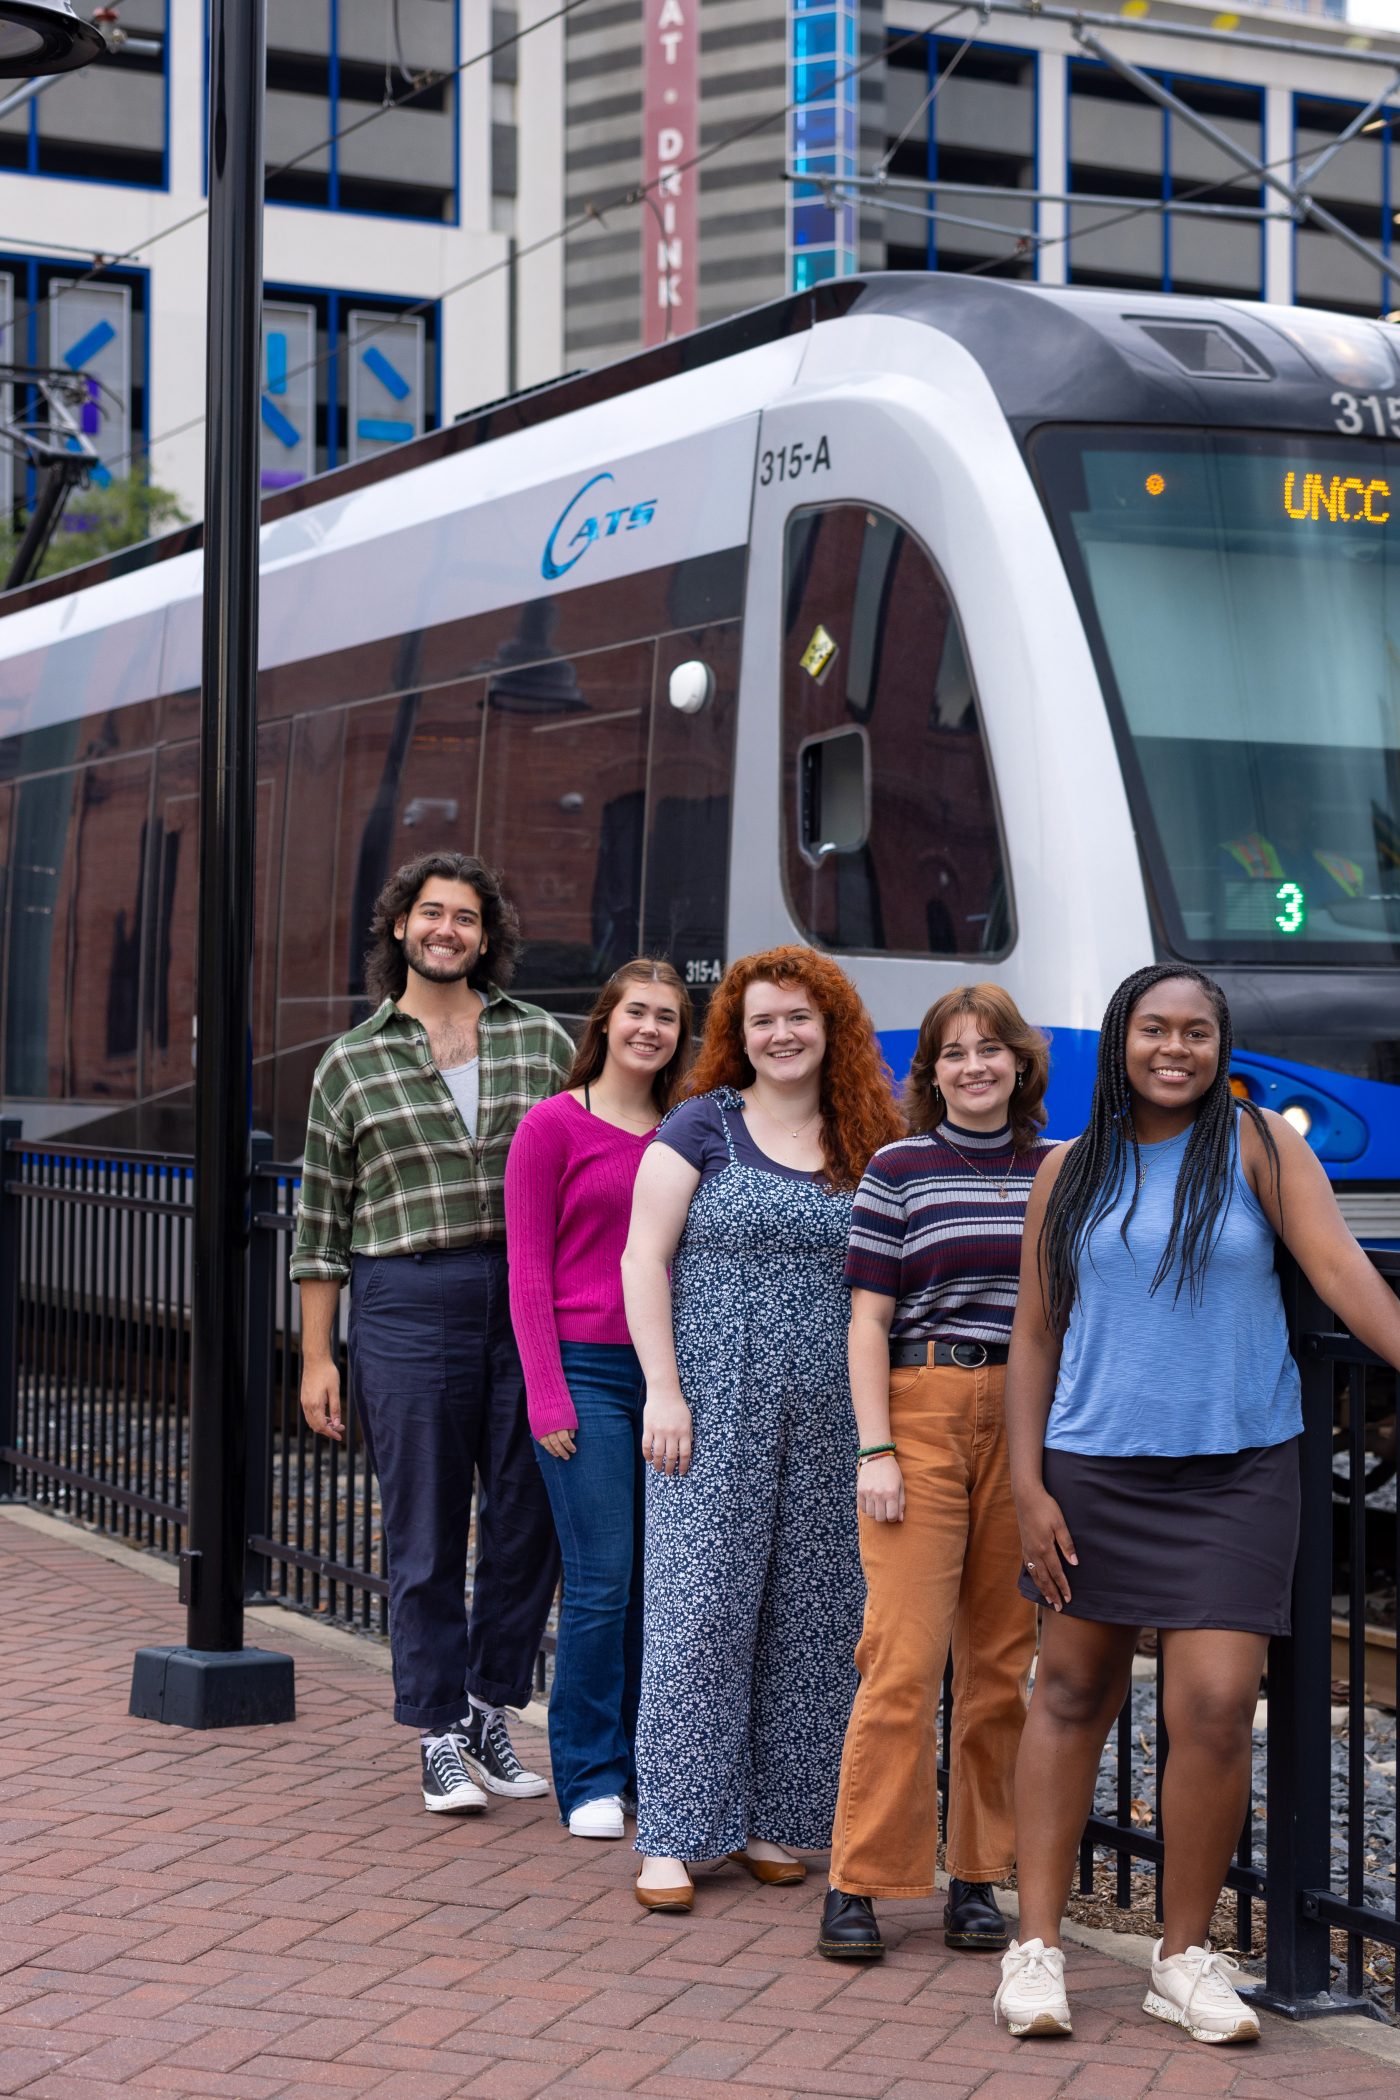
505, 958, 692, 1840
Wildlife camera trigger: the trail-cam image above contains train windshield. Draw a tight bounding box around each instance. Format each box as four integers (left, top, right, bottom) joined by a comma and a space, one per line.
1034, 427, 1400, 964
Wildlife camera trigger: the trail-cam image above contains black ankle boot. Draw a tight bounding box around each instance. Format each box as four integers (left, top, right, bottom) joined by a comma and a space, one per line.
817, 1885, 884, 1961
943, 1877, 1009, 1951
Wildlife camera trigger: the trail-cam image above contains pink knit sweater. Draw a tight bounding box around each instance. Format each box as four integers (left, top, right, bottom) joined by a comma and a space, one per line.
504, 1091, 651, 1437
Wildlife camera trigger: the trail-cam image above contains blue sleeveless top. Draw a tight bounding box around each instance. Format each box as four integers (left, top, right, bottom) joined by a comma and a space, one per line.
1045, 1118, 1302, 1459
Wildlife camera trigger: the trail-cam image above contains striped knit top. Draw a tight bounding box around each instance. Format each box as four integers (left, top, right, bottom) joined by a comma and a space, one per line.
843, 1121, 1055, 1345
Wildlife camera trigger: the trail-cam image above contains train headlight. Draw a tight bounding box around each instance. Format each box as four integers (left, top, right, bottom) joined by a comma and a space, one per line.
1282, 1103, 1313, 1138
669, 661, 714, 715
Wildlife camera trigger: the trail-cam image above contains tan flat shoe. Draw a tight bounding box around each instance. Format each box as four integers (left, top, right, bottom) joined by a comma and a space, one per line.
634, 1870, 694, 1913
728, 1848, 806, 1886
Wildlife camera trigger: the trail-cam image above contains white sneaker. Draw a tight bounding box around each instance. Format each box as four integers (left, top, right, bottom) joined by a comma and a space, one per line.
993, 1938, 1072, 2037
1144, 1940, 1260, 2044
567, 1795, 626, 1840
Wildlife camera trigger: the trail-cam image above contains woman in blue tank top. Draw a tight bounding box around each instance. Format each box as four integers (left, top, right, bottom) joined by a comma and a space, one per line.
992, 964, 1400, 2051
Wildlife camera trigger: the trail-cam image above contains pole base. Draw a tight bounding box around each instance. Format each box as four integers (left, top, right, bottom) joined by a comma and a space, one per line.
129, 1646, 295, 1729
1245, 1986, 1385, 2024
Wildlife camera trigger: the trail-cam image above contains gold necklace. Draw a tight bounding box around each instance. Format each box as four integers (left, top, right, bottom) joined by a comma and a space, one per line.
939, 1127, 1020, 1200
753, 1096, 822, 1140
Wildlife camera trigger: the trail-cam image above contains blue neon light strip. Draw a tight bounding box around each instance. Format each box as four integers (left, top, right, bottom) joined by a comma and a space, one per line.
357, 416, 414, 443
361, 344, 410, 399
62, 318, 116, 370
260, 396, 300, 447
266, 330, 288, 395
787, 0, 858, 291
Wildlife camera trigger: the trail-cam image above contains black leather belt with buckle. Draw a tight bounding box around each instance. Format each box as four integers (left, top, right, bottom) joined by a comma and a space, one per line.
889, 1339, 1011, 1369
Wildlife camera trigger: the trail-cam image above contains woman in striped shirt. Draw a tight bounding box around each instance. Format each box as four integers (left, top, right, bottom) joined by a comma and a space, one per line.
818, 985, 1052, 1964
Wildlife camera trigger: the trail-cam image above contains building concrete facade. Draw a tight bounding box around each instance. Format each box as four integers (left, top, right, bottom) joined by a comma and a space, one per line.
564, 0, 1400, 368
1, 1, 565, 525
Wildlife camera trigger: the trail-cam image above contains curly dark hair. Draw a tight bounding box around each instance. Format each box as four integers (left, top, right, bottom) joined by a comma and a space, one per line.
363, 853, 521, 1006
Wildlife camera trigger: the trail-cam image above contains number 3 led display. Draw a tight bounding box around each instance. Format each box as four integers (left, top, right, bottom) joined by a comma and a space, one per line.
1274, 882, 1307, 935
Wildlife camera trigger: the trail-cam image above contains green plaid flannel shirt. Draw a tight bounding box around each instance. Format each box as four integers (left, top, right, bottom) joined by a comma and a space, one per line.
289, 991, 574, 1282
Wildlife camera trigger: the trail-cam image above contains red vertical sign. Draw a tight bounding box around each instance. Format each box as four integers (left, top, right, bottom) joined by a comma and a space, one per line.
641, 0, 698, 344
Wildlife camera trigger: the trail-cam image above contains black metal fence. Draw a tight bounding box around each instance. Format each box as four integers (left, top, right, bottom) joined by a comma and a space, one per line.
0, 1123, 1394, 2018
0, 1124, 391, 1628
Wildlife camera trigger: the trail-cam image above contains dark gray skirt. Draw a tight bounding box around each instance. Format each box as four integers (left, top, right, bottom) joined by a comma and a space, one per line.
1016, 1437, 1301, 1636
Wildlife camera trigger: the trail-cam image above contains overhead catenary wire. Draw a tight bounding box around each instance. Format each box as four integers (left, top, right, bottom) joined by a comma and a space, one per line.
0, 0, 600, 357
30, 3, 1400, 486
102, 7, 983, 478
873, 10, 987, 179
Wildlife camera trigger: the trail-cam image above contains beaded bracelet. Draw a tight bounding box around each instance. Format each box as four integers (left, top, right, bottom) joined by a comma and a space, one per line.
856, 1443, 896, 1466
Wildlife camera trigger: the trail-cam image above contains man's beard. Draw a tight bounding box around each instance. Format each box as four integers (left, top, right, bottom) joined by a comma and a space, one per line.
403, 934, 478, 985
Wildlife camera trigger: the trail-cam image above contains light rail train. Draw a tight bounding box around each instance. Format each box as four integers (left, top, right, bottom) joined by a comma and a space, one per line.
1, 275, 1398, 1232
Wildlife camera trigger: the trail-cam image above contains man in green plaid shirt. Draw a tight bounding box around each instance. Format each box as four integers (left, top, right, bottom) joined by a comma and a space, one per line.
292, 851, 573, 1815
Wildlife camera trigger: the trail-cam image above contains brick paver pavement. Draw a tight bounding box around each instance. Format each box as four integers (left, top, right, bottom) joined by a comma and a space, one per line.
1, 1510, 1396, 2100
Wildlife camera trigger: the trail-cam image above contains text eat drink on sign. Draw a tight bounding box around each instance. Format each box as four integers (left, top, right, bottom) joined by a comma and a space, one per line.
642, 0, 698, 344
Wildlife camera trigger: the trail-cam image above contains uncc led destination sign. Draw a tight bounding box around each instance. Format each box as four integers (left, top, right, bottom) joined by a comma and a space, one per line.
1283, 470, 1392, 524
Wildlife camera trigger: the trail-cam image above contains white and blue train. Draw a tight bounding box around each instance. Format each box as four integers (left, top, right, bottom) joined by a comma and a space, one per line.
0, 274, 1397, 1231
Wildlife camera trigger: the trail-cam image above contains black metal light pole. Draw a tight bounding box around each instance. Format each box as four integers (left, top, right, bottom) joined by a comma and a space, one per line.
130, 0, 292, 1727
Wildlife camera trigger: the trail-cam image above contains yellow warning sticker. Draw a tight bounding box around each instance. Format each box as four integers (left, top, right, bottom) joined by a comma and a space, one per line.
800, 624, 838, 681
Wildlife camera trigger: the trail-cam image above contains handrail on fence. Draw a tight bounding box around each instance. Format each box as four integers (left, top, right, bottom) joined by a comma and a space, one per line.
0, 1128, 1393, 2017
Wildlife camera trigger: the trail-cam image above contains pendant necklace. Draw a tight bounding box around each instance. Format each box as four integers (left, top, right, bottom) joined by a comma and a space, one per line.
940, 1127, 1019, 1199
755, 1097, 821, 1140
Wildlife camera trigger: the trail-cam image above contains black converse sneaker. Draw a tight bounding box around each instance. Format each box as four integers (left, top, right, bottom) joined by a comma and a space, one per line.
420, 1733, 488, 1813
452, 1707, 549, 1798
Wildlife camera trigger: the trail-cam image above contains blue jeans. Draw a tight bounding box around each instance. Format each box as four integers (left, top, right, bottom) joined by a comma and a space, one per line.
535, 1341, 646, 1819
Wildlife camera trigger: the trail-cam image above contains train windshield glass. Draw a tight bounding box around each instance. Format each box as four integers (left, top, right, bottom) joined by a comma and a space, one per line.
1034, 427, 1400, 963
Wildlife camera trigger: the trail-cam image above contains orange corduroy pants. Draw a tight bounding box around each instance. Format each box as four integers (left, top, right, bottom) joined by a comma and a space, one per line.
829, 1358, 1036, 1896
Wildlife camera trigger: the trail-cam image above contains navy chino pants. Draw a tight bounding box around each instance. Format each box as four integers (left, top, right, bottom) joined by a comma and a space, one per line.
349, 1246, 560, 1733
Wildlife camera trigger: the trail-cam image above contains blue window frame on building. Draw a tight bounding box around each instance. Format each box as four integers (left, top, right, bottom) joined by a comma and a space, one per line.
259, 285, 441, 488
260, 0, 459, 223
0, 0, 168, 191
1292, 92, 1394, 317
883, 31, 1039, 280
1067, 60, 1264, 298
0, 254, 150, 526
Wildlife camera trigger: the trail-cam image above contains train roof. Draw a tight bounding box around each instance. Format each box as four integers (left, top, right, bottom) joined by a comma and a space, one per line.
3, 273, 1394, 620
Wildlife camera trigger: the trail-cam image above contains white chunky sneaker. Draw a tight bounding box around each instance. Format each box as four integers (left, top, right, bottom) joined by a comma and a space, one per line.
568, 1795, 626, 1840
993, 1938, 1072, 2037
1144, 1941, 1260, 2044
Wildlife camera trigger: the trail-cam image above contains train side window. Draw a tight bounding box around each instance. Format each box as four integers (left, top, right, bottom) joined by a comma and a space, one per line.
798, 729, 869, 863
144, 730, 287, 1133
478, 641, 653, 1008
4, 757, 152, 1102
782, 504, 1011, 958
333, 683, 484, 1013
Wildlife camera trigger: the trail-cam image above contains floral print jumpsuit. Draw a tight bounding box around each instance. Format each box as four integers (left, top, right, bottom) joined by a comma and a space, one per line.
634, 1089, 865, 1860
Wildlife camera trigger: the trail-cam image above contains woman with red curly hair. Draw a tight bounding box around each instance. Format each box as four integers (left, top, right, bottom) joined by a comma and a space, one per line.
620, 946, 902, 1912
